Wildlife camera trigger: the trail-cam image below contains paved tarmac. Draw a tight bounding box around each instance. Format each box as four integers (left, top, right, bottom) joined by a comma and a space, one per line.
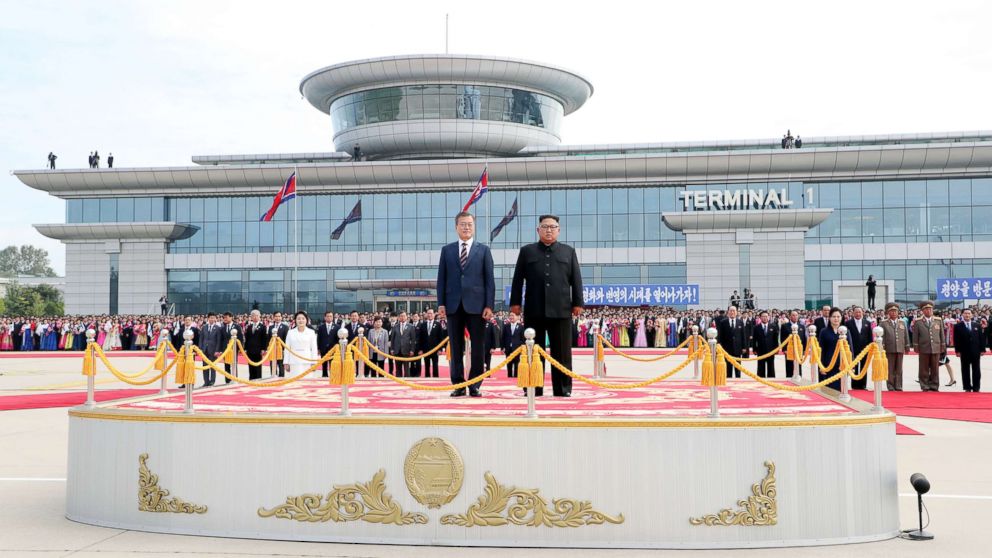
1, 351, 990, 557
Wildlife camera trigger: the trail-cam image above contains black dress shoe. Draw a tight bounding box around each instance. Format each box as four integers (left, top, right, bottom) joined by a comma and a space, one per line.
450, 388, 466, 397
469, 389, 482, 397
559, 392, 571, 397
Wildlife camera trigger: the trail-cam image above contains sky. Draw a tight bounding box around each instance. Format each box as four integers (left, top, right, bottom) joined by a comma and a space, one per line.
2, 0, 991, 276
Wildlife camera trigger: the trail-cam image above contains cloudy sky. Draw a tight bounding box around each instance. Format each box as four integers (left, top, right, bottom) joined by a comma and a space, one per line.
2, 0, 990, 275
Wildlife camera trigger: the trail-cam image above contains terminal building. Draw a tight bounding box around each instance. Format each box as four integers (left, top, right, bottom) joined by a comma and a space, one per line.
14, 54, 992, 315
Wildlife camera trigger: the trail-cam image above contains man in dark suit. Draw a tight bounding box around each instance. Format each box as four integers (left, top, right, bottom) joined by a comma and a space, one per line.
483, 318, 500, 372
407, 313, 422, 377
844, 306, 874, 389
501, 312, 525, 377
510, 214, 583, 397
779, 310, 806, 378
267, 311, 289, 377
316, 311, 338, 378
437, 211, 495, 397
345, 310, 363, 343
813, 305, 831, 334
418, 308, 444, 378
243, 310, 268, 380
198, 312, 223, 387
954, 309, 985, 392
389, 311, 417, 377
718, 306, 746, 378
751, 310, 779, 378
12, 320, 22, 351
219, 312, 244, 383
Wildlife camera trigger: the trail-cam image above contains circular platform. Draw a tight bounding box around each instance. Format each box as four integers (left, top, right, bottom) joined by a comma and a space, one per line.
65, 377, 899, 549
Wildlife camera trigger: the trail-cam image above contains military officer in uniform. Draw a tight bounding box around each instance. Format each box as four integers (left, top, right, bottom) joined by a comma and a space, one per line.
879, 302, 909, 391
911, 300, 946, 391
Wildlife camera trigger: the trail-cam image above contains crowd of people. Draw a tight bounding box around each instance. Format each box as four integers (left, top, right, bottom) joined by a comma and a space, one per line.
780, 130, 803, 149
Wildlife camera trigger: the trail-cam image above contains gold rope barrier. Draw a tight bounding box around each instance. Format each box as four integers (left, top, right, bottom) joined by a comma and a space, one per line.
365, 337, 450, 362
354, 345, 523, 391
192, 345, 338, 387
597, 334, 692, 362
90, 344, 177, 386
537, 344, 705, 390
718, 342, 877, 392
730, 335, 794, 362
233, 338, 279, 366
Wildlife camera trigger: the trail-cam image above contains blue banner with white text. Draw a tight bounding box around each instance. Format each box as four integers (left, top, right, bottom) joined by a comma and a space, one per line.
936, 278, 992, 300
504, 284, 699, 307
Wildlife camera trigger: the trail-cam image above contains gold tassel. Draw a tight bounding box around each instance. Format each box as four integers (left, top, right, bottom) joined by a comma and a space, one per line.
714, 349, 727, 386
272, 337, 283, 362
329, 349, 343, 384
82, 344, 95, 376
529, 350, 544, 388
839, 339, 852, 376
224, 340, 235, 365
701, 344, 714, 386
179, 346, 196, 385
153, 346, 165, 371
342, 347, 356, 385
872, 344, 888, 382
174, 347, 186, 384
516, 351, 530, 388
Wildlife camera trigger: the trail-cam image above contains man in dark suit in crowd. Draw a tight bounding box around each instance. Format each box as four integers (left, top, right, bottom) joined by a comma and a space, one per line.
751, 310, 779, 378
267, 311, 289, 377
483, 318, 500, 372
316, 311, 338, 378
718, 306, 746, 378
418, 308, 444, 378
407, 312, 422, 377
389, 311, 417, 377
510, 214, 583, 397
844, 306, 874, 389
813, 305, 831, 334
12, 320, 22, 351
437, 211, 495, 397
219, 312, 244, 383
198, 312, 223, 387
345, 310, 363, 342
243, 310, 268, 380
954, 309, 985, 392
779, 310, 806, 378
501, 311, 525, 377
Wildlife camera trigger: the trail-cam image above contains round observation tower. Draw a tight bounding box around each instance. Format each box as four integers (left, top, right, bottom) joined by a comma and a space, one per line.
299, 54, 593, 160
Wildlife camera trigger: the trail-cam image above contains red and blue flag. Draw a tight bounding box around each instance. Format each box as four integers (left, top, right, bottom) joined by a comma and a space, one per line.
259, 172, 297, 222
461, 167, 489, 212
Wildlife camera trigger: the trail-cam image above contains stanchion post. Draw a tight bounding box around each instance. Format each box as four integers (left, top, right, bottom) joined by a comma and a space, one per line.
357, 327, 366, 380
591, 324, 601, 378
807, 325, 818, 386
84, 329, 96, 408
691, 325, 700, 379
183, 329, 194, 415
159, 328, 170, 396
524, 328, 537, 419
872, 326, 885, 413
338, 328, 350, 416
707, 327, 719, 418
789, 323, 799, 384
269, 329, 279, 378
838, 325, 851, 402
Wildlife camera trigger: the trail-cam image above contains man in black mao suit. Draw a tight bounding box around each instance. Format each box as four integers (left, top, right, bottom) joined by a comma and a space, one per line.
316, 311, 339, 377
510, 215, 583, 397
751, 311, 779, 378
418, 308, 445, 378
844, 306, 874, 389
243, 310, 268, 380
219, 312, 244, 384
954, 309, 985, 392
779, 310, 806, 378
501, 312, 525, 377
718, 306, 746, 378
267, 312, 289, 377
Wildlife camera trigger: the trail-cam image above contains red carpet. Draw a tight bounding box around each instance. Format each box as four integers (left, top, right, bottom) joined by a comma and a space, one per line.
0, 389, 162, 411
852, 391, 992, 426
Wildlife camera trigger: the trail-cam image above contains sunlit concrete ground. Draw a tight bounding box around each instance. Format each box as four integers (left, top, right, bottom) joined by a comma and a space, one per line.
1, 351, 990, 557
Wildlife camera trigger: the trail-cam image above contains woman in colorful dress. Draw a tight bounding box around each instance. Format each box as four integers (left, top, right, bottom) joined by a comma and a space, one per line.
0, 320, 12, 351
72, 322, 87, 351
96, 320, 110, 348
133, 321, 149, 350
62, 321, 75, 351
633, 316, 647, 347
106, 321, 123, 351
21, 321, 34, 351
577, 320, 588, 348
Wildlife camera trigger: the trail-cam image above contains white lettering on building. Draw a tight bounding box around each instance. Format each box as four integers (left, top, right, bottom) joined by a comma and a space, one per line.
679, 188, 794, 211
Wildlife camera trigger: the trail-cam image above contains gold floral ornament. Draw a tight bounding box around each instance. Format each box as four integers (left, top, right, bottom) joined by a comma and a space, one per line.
441, 472, 624, 528
404, 437, 464, 509
689, 461, 777, 526
138, 453, 207, 514
257, 469, 427, 525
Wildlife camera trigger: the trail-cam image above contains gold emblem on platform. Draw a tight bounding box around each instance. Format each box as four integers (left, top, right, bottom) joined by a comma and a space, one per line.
404, 437, 464, 509
257, 469, 427, 525
138, 453, 207, 514
441, 472, 624, 528
689, 461, 777, 527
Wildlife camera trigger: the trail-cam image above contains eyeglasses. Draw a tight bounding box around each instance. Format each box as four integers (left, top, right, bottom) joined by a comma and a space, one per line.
539, 225, 560, 230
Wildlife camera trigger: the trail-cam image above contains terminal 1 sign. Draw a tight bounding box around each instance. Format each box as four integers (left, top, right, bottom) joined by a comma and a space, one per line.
679, 188, 794, 211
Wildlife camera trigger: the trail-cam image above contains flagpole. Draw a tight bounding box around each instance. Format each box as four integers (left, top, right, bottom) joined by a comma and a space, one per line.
294, 165, 299, 312
485, 160, 490, 248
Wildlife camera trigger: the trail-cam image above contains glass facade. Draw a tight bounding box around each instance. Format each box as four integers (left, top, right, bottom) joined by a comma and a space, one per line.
330, 85, 563, 133
67, 197, 166, 223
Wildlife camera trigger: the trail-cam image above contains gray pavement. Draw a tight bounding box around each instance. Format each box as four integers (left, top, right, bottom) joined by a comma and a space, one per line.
1, 352, 990, 557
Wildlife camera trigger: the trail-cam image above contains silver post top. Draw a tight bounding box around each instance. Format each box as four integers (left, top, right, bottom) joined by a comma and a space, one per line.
791, 323, 799, 333
873, 325, 884, 339
161, 328, 170, 336
706, 327, 718, 340
85, 328, 96, 341
524, 328, 536, 341
338, 328, 349, 340
357, 327, 365, 336
691, 324, 699, 334
807, 325, 817, 336
183, 329, 195, 341
838, 325, 848, 339
591, 323, 599, 333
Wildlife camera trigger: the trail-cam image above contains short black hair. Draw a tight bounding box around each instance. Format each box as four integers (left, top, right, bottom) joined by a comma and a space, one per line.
454, 211, 475, 224
223, 311, 232, 317
538, 214, 559, 223
207, 312, 216, 317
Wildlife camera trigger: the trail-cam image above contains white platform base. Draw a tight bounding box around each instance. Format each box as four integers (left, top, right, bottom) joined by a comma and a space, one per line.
66, 410, 899, 549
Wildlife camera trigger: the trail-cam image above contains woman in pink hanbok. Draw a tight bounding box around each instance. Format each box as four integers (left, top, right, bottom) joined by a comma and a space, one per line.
577, 320, 588, 347
633, 317, 647, 347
